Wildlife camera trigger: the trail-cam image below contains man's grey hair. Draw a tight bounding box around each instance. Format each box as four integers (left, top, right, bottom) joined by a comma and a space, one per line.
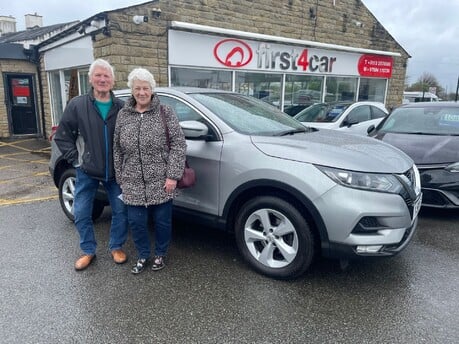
127, 67, 156, 91
88, 58, 115, 78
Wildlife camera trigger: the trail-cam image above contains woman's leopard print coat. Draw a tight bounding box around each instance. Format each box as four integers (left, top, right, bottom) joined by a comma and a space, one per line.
113, 94, 186, 206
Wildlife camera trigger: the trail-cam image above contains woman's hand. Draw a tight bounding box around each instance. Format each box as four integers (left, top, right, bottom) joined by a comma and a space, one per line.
164, 178, 178, 193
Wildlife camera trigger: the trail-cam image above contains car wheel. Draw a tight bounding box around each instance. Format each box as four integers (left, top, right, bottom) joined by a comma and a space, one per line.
234, 196, 314, 279
58, 168, 105, 222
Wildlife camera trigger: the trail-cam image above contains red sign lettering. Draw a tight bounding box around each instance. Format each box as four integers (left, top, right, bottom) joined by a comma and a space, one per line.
358, 54, 393, 78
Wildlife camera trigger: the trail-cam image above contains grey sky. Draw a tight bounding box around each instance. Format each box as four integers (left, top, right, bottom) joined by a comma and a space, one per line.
363, 0, 459, 93
2, 0, 458, 93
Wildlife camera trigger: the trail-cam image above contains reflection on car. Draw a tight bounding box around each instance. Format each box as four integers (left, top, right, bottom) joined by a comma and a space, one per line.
368, 101, 459, 209
49, 88, 421, 279
294, 101, 388, 135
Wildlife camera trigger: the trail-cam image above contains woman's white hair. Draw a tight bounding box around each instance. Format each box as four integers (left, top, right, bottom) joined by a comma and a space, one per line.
127, 68, 156, 91
88, 58, 115, 78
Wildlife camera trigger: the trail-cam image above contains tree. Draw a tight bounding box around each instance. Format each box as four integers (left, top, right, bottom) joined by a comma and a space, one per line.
406, 72, 445, 98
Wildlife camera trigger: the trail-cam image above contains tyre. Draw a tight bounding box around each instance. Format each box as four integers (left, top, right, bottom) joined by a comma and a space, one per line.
58, 168, 105, 222
234, 196, 315, 279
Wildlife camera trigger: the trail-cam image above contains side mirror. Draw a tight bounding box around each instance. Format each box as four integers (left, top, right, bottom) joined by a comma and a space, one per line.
180, 120, 209, 140
367, 124, 376, 136
343, 118, 359, 127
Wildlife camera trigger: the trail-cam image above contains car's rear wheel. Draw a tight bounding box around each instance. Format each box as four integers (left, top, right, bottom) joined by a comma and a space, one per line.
58, 168, 105, 222
234, 196, 315, 279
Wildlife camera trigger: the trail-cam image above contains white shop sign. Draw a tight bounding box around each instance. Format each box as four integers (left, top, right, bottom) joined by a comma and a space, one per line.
168, 30, 392, 78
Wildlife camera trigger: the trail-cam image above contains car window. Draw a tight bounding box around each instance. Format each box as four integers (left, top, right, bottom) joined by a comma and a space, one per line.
323, 105, 347, 122
371, 106, 387, 119
294, 103, 348, 123
158, 94, 219, 140
345, 106, 370, 124
380, 107, 459, 135
189, 93, 306, 135
294, 104, 326, 122
158, 96, 202, 122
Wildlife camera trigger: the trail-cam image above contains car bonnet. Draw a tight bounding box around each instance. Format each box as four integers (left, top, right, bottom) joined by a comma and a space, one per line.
377, 132, 459, 165
251, 129, 413, 173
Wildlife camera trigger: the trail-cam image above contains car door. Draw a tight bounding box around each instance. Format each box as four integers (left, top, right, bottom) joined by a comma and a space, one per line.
339, 105, 374, 135
158, 94, 223, 216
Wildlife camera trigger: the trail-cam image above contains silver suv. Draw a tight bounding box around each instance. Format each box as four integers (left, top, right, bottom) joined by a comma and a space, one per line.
49, 88, 422, 279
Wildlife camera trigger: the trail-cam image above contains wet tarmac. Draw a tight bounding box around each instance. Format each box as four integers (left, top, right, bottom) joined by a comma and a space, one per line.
0, 138, 55, 206
1, 138, 458, 343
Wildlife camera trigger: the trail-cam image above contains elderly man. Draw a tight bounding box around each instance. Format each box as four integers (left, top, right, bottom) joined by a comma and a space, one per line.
54, 58, 128, 271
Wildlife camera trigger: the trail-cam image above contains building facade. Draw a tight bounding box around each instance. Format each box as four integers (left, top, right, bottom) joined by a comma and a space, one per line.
0, 15, 77, 138
3, 0, 410, 139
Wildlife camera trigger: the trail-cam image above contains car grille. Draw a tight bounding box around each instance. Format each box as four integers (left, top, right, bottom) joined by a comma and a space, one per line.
397, 166, 422, 219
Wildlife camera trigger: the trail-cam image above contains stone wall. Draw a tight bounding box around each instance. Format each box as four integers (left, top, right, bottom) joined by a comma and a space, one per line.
94, 0, 408, 109
0, 60, 40, 138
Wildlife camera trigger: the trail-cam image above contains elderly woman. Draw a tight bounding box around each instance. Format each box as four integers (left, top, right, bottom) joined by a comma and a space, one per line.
113, 68, 186, 274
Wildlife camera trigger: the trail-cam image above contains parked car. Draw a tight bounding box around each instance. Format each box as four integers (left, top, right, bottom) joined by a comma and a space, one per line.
294, 101, 388, 135
283, 103, 314, 117
368, 101, 459, 209
49, 88, 421, 279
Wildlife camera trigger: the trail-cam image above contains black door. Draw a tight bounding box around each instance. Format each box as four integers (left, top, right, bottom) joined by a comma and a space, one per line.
6, 74, 38, 135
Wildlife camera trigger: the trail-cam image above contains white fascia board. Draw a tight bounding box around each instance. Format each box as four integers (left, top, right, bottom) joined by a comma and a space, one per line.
170, 21, 401, 57
42, 35, 94, 71
38, 31, 85, 53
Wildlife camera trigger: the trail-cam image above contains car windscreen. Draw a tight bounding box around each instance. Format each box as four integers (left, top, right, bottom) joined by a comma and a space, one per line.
294, 103, 348, 123
189, 93, 307, 136
378, 106, 459, 135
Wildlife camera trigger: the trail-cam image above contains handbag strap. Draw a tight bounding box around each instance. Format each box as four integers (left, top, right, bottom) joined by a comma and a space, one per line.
159, 105, 171, 150
159, 106, 189, 169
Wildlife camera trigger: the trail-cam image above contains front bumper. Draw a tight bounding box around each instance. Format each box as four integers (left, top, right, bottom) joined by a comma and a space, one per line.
420, 167, 459, 208
326, 216, 418, 259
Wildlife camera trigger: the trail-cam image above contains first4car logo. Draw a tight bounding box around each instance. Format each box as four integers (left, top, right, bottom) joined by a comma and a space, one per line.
213, 39, 392, 78
213, 39, 337, 73
213, 39, 253, 67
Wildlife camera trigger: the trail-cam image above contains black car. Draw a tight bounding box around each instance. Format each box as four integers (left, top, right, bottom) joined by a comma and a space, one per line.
368, 101, 459, 208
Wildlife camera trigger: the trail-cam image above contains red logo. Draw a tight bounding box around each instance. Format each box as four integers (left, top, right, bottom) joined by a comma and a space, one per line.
358, 54, 393, 78
213, 39, 253, 68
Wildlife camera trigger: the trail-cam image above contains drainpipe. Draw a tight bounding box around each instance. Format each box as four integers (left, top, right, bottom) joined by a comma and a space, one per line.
26, 45, 46, 140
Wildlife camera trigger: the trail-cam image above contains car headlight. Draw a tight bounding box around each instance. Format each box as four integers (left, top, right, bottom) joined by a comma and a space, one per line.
316, 166, 403, 194
446, 162, 459, 173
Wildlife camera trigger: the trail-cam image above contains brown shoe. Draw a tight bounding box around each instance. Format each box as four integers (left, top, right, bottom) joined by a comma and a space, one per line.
111, 249, 127, 264
75, 254, 95, 271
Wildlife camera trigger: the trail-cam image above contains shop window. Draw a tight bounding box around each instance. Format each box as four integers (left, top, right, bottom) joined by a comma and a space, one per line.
235, 72, 282, 108
325, 77, 357, 102
170, 67, 231, 90
48, 67, 89, 125
79, 70, 90, 95
49, 71, 64, 124
284, 75, 324, 116
358, 78, 386, 103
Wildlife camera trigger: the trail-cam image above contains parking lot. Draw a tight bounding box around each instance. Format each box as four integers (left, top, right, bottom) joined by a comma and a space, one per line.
0, 138, 458, 343
0, 138, 55, 206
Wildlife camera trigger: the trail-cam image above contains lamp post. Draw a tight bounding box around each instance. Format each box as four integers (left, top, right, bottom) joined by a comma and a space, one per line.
455, 75, 459, 102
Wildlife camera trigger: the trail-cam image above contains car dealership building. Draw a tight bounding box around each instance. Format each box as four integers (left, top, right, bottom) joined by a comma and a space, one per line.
0, 0, 409, 139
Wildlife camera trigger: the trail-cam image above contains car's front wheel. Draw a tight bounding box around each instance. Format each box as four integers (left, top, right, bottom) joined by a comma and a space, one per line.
234, 196, 315, 279
58, 168, 105, 222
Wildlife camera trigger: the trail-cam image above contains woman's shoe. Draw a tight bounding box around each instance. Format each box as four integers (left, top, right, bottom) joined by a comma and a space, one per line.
151, 256, 165, 271
131, 258, 148, 274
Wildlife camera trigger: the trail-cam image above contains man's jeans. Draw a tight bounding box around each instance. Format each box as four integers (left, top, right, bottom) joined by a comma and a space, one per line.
73, 168, 127, 255
127, 200, 173, 259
